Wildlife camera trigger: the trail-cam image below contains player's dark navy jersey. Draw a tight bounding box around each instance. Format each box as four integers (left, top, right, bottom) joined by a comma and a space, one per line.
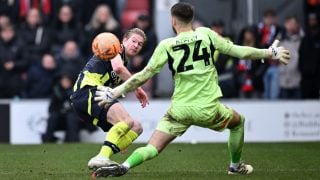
73, 50, 127, 92
70, 50, 126, 131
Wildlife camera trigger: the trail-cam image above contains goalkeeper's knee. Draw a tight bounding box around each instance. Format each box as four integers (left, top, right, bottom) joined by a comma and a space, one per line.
230, 114, 245, 131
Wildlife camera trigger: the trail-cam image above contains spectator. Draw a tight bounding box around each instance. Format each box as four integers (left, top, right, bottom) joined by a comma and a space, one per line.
51, 4, 85, 55
19, 0, 53, 25
78, 0, 118, 25
237, 26, 264, 98
42, 71, 81, 143
0, 24, 27, 98
56, 40, 85, 80
19, 8, 52, 64
298, 13, 320, 99
211, 20, 237, 98
50, 0, 85, 26
84, 4, 121, 57
256, 9, 282, 99
23, 53, 57, 98
278, 16, 304, 99
0, 14, 11, 29
192, 18, 206, 29
0, 1, 19, 23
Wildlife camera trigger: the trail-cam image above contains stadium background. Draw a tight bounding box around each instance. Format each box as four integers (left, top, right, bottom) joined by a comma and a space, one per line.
0, 1, 319, 179
0, 0, 319, 144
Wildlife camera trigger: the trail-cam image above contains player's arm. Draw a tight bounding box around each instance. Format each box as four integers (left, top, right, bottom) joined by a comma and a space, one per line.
111, 54, 133, 81
209, 29, 290, 65
227, 41, 290, 65
111, 54, 149, 107
113, 65, 155, 96
112, 43, 168, 98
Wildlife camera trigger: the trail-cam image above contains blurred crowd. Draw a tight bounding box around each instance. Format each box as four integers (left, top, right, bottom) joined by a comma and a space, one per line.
0, 0, 156, 143
1, 0, 320, 102
1, 0, 319, 143
196, 8, 320, 100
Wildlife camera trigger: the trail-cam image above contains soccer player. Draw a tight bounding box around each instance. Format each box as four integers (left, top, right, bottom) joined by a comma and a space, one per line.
70, 28, 149, 171
94, 2, 290, 177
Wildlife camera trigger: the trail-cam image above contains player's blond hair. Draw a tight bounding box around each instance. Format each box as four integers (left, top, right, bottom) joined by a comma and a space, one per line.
123, 28, 147, 44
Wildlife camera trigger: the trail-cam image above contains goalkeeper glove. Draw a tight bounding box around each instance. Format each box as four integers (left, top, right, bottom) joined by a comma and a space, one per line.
94, 86, 116, 107
268, 39, 290, 65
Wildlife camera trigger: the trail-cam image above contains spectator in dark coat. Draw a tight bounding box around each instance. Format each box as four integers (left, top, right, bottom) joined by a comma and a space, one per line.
42, 71, 81, 143
51, 4, 85, 55
84, 4, 121, 57
0, 14, 11, 29
23, 54, 57, 98
18, 0, 53, 25
236, 26, 265, 99
298, 13, 320, 99
55, 40, 85, 80
0, 0, 19, 23
18, 8, 52, 63
0, 24, 28, 98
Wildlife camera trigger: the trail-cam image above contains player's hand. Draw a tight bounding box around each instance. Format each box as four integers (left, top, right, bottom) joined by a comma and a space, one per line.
134, 87, 149, 108
268, 40, 290, 65
94, 86, 115, 107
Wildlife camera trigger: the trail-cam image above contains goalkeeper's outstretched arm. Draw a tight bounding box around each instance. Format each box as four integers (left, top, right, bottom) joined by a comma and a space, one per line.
112, 66, 155, 98
226, 40, 290, 65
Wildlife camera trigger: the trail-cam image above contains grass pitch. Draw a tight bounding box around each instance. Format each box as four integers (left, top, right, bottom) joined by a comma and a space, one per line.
0, 142, 319, 180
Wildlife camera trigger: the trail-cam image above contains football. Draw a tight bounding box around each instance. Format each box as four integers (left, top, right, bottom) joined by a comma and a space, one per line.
92, 32, 121, 60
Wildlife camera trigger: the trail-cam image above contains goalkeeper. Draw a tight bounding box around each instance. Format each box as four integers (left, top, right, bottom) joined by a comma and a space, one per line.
94, 2, 290, 177
70, 28, 149, 171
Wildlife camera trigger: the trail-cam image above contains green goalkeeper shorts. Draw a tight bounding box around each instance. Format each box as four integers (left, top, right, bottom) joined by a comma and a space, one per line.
156, 100, 234, 136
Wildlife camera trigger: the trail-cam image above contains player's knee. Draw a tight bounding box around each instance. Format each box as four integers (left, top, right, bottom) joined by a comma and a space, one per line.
233, 114, 245, 130
120, 119, 134, 129
228, 111, 245, 129
132, 120, 143, 135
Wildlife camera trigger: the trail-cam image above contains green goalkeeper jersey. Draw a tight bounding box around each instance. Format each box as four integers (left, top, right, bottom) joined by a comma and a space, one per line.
147, 27, 234, 106
117, 27, 267, 106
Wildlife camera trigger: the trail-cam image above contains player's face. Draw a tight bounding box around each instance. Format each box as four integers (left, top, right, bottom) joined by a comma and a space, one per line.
123, 34, 144, 57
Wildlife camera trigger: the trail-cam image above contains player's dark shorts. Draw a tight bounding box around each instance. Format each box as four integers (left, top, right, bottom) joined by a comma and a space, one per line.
70, 86, 118, 132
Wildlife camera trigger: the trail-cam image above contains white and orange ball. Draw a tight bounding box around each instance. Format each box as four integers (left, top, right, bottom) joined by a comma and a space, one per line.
91, 32, 121, 60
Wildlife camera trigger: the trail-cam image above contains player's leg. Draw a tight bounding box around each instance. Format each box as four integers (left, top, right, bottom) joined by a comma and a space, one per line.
123, 130, 176, 169
94, 110, 188, 177
91, 103, 142, 165
226, 109, 253, 175
94, 130, 176, 178
120, 111, 189, 169
205, 102, 252, 175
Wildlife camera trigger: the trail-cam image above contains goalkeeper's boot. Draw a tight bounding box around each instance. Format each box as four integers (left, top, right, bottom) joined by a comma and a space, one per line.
94, 164, 128, 177
228, 163, 253, 175
87, 156, 119, 171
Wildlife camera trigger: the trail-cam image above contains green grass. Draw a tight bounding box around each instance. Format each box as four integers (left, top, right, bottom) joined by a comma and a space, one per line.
0, 142, 319, 180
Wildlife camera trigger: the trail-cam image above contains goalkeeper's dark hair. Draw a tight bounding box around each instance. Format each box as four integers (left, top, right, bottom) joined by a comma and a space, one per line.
123, 28, 147, 44
171, 2, 194, 24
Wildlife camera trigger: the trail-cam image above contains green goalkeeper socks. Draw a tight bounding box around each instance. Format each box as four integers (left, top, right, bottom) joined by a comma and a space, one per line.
123, 144, 158, 168
228, 115, 245, 165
